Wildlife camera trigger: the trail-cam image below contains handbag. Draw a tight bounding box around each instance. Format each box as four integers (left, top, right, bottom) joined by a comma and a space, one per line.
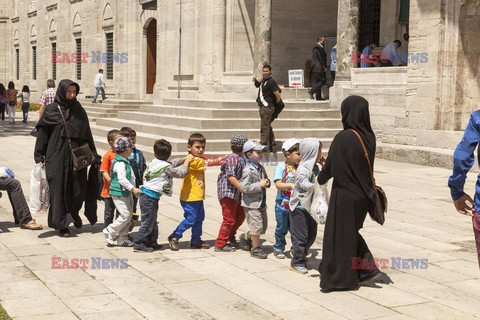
57, 105, 95, 171
349, 129, 388, 225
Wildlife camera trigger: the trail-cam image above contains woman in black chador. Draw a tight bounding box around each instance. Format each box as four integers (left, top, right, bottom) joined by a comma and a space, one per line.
318, 95, 379, 292
34, 79, 99, 237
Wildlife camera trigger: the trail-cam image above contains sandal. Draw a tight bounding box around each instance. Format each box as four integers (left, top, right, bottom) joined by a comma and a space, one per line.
20, 219, 43, 230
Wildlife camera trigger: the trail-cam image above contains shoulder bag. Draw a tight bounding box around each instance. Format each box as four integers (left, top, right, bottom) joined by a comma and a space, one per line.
349, 129, 388, 225
57, 105, 95, 171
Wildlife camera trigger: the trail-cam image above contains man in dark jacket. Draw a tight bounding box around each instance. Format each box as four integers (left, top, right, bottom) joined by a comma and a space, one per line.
308, 36, 327, 100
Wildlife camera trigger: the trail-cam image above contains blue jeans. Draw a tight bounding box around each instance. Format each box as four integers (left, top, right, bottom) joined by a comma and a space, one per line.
133, 194, 159, 246
273, 200, 290, 250
22, 102, 30, 122
171, 200, 205, 244
92, 86, 105, 102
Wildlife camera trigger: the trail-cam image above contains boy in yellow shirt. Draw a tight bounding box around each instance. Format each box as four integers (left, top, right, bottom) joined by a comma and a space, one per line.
168, 133, 224, 250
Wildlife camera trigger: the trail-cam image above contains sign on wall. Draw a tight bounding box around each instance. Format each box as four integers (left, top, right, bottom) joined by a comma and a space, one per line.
288, 69, 304, 87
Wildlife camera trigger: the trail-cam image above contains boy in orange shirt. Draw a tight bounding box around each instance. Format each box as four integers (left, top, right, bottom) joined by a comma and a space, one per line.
100, 129, 123, 228
168, 133, 225, 250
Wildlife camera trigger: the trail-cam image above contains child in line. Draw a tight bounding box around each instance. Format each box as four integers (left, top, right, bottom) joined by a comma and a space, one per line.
121, 127, 146, 226
214, 134, 248, 252
100, 129, 122, 228
133, 139, 193, 252
103, 137, 142, 247
272, 138, 301, 259
239, 140, 270, 259
289, 138, 323, 273
168, 133, 224, 251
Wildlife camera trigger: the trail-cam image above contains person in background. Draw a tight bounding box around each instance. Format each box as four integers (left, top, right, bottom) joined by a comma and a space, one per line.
18, 85, 30, 124
38, 79, 56, 119
308, 36, 327, 101
6, 81, 18, 125
330, 44, 337, 85
360, 41, 378, 68
381, 40, 406, 67
92, 69, 107, 103
0, 83, 6, 121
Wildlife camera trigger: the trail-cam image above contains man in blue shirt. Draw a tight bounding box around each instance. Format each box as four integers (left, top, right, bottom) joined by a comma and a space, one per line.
448, 110, 480, 267
330, 44, 337, 85
360, 41, 377, 68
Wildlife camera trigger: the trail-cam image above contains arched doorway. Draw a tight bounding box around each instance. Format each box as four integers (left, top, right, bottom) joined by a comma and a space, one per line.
146, 19, 157, 94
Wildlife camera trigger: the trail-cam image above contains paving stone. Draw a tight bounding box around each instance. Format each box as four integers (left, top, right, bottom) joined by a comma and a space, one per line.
33, 268, 94, 283
9, 244, 62, 257
46, 279, 112, 299
1, 296, 70, 318
0, 266, 37, 283
78, 308, 146, 320
62, 293, 130, 315
14, 312, 79, 320
393, 302, 478, 320
0, 280, 53, 301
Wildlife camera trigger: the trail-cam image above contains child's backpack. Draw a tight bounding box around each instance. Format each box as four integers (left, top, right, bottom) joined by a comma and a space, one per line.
7, 90, 16, 106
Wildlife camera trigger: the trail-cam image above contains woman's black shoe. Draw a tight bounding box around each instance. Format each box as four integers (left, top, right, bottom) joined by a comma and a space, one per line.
59, 228, 71, 237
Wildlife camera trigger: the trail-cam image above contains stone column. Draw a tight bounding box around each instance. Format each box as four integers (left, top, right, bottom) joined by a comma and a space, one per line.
335, 0, 360, 80
252, 0, 272, 75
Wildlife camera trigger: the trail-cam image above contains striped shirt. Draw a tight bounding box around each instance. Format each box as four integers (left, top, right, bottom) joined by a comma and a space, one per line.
448, 110, 480, 212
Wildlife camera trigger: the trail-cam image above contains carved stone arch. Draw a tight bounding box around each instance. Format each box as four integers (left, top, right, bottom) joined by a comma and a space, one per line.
13, 29, 19, 41
49, 19, 57, 34
141, 9, 156, 31
103, 3, 113, 21
73, 12, 81, 27
30, 24, 37, 38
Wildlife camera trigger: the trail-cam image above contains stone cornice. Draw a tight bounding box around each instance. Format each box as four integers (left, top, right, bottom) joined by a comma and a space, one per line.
46, 3, 58, 12
69, 0, 83, 4
27, 10, 37, 18
0, 16, 8, 24
11, 17, 19, 23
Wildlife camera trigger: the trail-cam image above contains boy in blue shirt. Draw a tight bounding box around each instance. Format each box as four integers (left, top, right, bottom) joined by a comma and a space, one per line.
272, 139, 301, 258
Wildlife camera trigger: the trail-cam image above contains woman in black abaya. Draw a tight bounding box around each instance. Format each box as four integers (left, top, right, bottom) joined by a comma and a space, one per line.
34, 79, 99, 237
318, 95, 378, 292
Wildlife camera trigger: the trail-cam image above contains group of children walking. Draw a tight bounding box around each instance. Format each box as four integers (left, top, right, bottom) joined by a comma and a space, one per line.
100, 128, 324, 273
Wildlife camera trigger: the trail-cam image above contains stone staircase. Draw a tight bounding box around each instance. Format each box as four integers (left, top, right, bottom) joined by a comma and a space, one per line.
81, 99, 152, 122
89, 98, 343, 161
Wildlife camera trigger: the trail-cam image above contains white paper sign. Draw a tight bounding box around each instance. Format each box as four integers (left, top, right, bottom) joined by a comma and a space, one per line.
288, 69, 304, 87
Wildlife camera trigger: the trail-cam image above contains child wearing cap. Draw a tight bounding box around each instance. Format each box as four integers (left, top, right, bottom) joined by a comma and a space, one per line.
239, 140, 271, 259
103, 136, 142, 247
272, 138, 301, 259
214, 134, 249, 252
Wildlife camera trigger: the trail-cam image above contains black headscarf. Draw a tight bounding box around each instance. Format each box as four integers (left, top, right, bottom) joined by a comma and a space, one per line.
341, 95, 376, 162
36, 79, 90, 140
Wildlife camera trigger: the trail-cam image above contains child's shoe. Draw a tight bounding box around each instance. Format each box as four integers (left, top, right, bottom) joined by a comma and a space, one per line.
168, 236, 179, 251
214, 244, 236, 252
133, 243, 154, 252
228, 236, 240, 248
273, 249, 285, 259
250, 247, 267, 259
190, 240, 210, 249
290, 265, 308, 274
103, 228, 115, 247
240, 233, 252, 251
117, 239, 134, 247
150, 241, 163, 251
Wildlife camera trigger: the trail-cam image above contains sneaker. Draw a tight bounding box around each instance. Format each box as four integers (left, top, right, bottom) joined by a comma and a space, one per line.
250, 247, 268, 259
133, 243, 154, 252
228, 236, 240, 248
190, 240, 210, 249
150, 241, 163, 250
240, 233, 252, 251
117, 239, 134, 247
168, 236, 179, 251
273, 249, 285, 259
290, 265, 308, 274
214, 244, 236, 252
103, 228, 115, 246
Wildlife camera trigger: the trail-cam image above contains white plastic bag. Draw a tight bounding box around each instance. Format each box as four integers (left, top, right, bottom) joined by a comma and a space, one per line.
310, 181, 330, 224
29, 165, 49, 213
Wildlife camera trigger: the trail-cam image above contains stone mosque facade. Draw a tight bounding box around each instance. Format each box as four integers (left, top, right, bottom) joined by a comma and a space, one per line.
1, 0, 479, 166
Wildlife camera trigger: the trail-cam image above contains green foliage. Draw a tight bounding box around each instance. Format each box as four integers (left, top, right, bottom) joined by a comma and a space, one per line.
0, 304, 11, 320
15, 102, 42, 112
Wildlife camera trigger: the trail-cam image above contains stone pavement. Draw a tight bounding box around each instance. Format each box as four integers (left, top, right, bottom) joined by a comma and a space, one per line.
1, 116, 480, 320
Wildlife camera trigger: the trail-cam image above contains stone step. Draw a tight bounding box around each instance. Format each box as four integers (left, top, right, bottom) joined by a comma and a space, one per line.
139, 104, 339, 119
376, 142, 454, 169
114, 111, 342, 130
79, 98, 152, 105
279, 86, 330, 100
161, 98, 331, 110
93, 118, 340, 140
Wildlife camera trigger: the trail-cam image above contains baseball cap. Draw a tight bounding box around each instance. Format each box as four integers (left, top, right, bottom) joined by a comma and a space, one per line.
230, 134, 248, 148
242, 140, 267, 153
281, 138, 301, 152
114, 136, 132, 153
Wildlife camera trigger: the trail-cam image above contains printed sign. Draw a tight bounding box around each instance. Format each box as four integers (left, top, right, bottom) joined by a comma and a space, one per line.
288, 69, 304, 87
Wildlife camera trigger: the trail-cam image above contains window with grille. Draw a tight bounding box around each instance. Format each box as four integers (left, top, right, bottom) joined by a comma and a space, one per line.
52, 43, 57, 80
16, 48, 19, 80
14, 0, 18, 16
359, 0, 381, 52
32, 46, 37, 80
105, 32, 113, 80
75, 38, 81, 80
31, 0, 35, 10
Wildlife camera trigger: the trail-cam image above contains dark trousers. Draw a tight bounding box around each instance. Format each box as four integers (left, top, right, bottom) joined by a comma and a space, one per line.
289, 207, 318, 267
133, 194, 159, 246
0, 103, 5, 120
309, 72, 326, 99
0, 177, 33, 225
259, 106, 276, 150
215, 197, 245, 248
330, 71, 336, 86
380, 60, 393, 67
22, 103, 30, 122
103, 197, 119, 228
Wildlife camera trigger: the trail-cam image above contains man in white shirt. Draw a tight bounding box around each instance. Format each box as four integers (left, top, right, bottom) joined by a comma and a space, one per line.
92, 69, 107, 103
381, 40, 406, 67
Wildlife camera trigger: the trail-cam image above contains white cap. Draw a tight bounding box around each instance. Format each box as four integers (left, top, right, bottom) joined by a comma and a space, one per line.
243, 140, 267, 153
281, 138, 301, 152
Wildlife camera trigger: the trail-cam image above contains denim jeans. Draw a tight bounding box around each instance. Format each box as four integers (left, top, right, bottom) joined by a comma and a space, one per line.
22, 102, 30, 122
133, 194, 159, 246
273, 200, 290, 251
171, 200, 205, 244
0, 177, 33, 225
289, 207, 317, 267
92, 86, 105, 102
